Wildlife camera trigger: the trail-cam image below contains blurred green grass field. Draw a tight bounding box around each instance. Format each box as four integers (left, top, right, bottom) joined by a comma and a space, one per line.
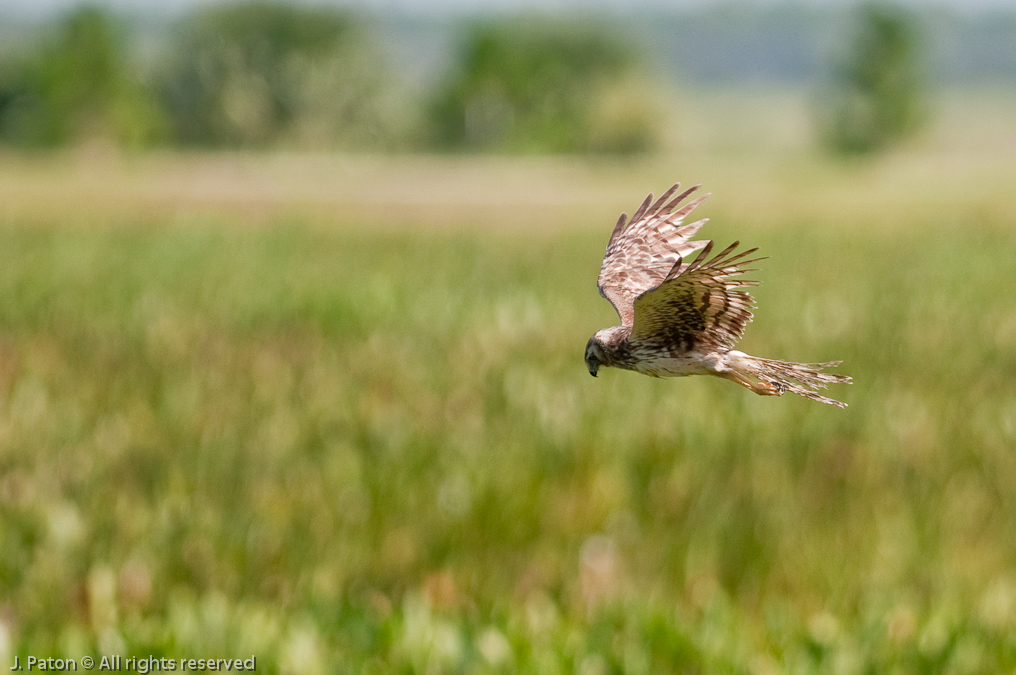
1, 146, 1016, 674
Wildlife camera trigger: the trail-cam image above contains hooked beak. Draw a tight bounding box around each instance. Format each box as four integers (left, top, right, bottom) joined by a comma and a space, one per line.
588, 366, 598, 377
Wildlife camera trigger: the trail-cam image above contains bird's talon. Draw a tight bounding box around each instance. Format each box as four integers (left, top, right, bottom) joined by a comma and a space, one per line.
752, 380, 783, 396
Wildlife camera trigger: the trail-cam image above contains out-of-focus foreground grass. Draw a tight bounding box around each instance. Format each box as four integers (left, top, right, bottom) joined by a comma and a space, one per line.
1, 144, 1016, 674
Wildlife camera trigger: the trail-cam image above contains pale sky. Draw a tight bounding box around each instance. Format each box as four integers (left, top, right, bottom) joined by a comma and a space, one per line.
3, 0, 1016, 19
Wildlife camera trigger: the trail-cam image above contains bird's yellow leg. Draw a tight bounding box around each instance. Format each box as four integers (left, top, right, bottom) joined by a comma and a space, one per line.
717, 371, 784, 397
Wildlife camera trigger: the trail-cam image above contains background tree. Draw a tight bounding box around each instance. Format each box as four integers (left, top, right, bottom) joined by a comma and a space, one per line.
820, 3, 926, 154
429, 18, 663, 154
0, 6, 165, 147
158, 2, 409, 149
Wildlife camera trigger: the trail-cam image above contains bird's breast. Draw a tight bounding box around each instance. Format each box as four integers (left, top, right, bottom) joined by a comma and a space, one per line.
624, 342, 705, 377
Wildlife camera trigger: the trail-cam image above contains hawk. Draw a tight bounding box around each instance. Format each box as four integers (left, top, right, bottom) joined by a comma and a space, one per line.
585, 182, 850, 407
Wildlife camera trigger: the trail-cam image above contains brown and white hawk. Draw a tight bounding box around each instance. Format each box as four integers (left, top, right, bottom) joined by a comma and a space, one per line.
585, 182, 850, 407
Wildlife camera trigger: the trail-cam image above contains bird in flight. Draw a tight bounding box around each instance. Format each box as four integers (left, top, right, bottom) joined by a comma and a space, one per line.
585, 182, 850, 407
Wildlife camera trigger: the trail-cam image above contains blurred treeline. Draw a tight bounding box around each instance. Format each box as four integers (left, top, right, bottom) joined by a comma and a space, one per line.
0, 1, 1010, 154
0, 2, 663, 153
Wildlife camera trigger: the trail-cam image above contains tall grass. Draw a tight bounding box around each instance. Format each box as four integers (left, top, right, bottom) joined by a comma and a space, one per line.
1, 187, 1015, 673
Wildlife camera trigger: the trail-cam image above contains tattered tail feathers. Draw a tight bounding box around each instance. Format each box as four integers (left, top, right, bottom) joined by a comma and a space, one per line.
729, 353, 851, 408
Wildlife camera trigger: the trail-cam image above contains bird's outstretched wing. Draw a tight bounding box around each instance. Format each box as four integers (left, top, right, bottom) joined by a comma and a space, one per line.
597, 183, 712, 327
629, 240, 765, 352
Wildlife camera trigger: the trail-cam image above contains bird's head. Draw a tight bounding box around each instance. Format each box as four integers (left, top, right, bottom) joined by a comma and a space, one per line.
585, 334, 608, 377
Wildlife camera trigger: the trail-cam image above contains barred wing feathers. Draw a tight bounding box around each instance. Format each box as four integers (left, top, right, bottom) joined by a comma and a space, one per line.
629, 240, 765, 352
597, 183, 711, 327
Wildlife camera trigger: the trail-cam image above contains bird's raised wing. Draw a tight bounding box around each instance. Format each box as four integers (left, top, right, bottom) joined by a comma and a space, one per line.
629, 240, 765, 352
597, 183, 711, 326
